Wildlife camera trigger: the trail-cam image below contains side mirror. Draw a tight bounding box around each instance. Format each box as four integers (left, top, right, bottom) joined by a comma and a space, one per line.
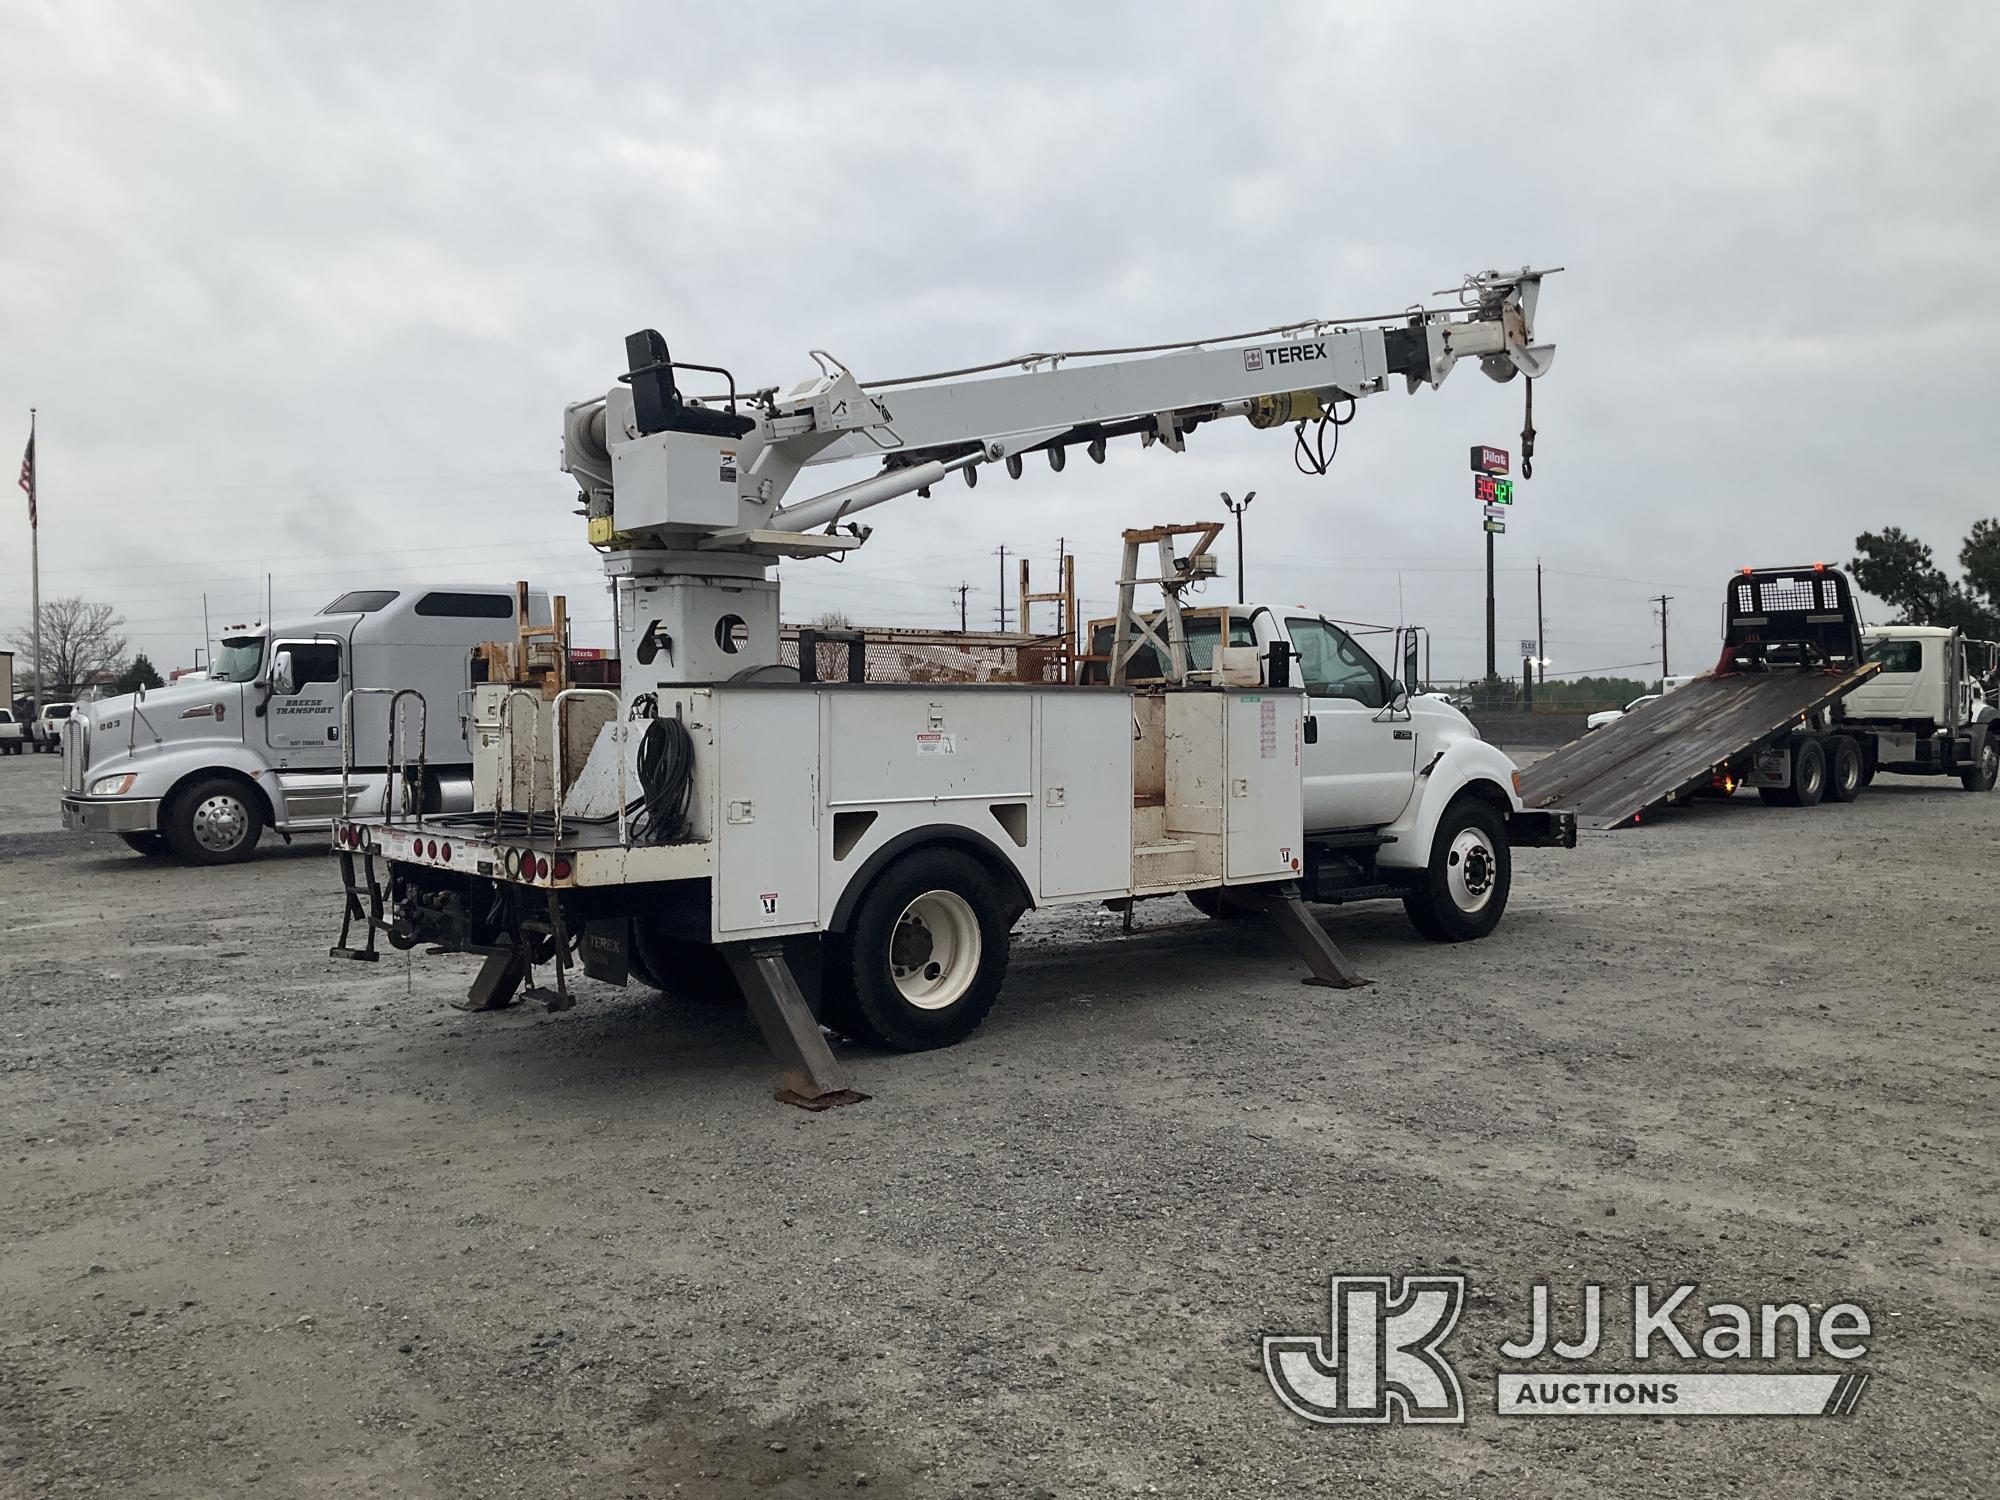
1389, 678, 1410, 709
272, 650, 297, 697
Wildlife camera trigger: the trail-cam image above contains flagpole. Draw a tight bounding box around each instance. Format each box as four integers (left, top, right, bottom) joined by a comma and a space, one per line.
27, 408, 40, 725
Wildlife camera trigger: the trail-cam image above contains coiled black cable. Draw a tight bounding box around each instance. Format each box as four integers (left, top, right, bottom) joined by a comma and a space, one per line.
628, 714, 695, 844
1293, 392, 1358, 476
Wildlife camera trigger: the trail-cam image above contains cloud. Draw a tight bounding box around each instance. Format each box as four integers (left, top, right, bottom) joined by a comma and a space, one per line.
2, 0, 1996, 678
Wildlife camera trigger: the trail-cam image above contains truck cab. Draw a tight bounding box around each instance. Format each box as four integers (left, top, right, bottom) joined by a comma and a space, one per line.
1846, 625, 2000, 788
60, 585, 550, 863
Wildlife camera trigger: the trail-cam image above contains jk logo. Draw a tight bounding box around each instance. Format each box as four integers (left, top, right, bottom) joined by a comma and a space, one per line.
1263, 1276, 1466, 1425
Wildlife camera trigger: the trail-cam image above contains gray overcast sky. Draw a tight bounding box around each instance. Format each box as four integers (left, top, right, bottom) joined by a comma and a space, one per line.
4, 1, 1997, 682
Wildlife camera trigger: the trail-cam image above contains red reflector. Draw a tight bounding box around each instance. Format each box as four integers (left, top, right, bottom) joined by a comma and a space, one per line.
534, 855, 549, 879
552, 857, 572, 880
440, 843, 450, 860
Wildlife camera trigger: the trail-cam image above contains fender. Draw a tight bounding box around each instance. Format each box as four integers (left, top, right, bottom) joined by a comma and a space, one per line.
1376, 736, 1522, 871
826, 823, 1035, 933
69, 740, 281, 832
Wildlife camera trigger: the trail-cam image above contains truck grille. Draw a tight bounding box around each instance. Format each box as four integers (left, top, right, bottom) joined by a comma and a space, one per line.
61, 719, 85, 792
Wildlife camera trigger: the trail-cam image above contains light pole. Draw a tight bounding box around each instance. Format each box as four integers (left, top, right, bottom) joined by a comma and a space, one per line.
1221, 491, 1256, 605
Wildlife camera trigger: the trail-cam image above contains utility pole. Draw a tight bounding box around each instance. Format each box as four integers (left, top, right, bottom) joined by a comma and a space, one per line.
1535, 560, 1545, 685
24, 409, 40, 719
1484, 527, 1496, 681
995, 546, 1010, 631
1220, 491, 1256, 605
953, 582, 969, 632
1653, 594, 1673, 677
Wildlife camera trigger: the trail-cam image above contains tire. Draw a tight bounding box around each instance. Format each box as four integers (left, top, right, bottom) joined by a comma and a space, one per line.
1857, 738, 1878, 788
1186, 887, 1252, 919
1961, 730, 1998, 792
117, 832, 172, 858
827, 847, 1010, 1051
1403, 796, 1511, 943
162, 776, 264, 864
1763, 737, 1826, 808
1825, 736, 1863, 803
630, 922, 741, 1005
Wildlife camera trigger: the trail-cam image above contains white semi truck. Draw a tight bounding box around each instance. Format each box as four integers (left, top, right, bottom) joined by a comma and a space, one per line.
329, 267, 1571, 1103
59, 585, 549, 863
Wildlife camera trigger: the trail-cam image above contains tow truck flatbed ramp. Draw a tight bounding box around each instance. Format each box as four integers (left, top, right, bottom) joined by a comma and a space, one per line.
1517, 665, 1874, 829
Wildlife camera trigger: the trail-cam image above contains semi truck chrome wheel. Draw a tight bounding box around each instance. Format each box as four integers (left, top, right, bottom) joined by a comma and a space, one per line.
826, 847, 1011, 1051
889, 890, 982, 1011
1404, 796, 1511, 943
164, 775, 265, 864
1963, 733, 1999, 792
192, 793, 251, 852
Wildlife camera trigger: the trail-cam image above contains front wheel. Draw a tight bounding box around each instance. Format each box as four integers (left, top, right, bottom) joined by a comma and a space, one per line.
826, 848, 1010, 1050
163, 776, 264, 864
1403, 797, 1511, 943
117, 832, 172, 858
1961, 731, 1998, 792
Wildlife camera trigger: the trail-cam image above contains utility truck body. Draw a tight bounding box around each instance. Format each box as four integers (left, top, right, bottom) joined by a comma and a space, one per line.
60, 585, 549, 863
328, 266, 1567, 1103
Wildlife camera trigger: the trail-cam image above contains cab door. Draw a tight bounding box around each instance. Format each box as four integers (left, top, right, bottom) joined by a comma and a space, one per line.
1286, 616, 1418, 830
265, 637, 345, 757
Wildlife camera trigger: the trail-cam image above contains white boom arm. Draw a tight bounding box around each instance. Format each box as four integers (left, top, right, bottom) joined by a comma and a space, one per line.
563, 266, 1555, 557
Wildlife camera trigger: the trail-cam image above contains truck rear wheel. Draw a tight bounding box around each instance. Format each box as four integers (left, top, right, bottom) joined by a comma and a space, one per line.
1759, 737, 1825, 808
630, 922, 742, 1006
1961, 730, 1998, 792
163, 776, 264, 863
1825, 736, 1863, 803
1403, 797, 1510, 943
826, 848, 1009, 1051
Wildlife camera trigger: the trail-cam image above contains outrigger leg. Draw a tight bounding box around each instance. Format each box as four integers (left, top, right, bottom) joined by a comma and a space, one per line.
722, 940, 868, 1110
330, 850, 383, 962
1240, 883, 1369, 990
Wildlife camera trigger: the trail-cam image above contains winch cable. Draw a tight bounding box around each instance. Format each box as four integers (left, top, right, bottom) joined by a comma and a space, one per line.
627, 714, 695, 844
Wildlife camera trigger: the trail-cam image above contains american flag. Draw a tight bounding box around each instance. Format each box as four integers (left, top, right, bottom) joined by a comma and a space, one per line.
17, 426, 32, 529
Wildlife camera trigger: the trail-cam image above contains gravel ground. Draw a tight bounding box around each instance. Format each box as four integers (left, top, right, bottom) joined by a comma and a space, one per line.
1, 750, 1995, 1498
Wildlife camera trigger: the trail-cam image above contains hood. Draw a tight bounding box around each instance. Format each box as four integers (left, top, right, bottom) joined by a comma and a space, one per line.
79, 678, 246, 769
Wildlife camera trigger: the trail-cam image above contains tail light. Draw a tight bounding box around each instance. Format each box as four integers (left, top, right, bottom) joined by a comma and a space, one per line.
552, 856, 572, 881
440, 843, 451, 861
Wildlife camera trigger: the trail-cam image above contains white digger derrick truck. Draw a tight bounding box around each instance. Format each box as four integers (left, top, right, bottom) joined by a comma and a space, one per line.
330, 267, 1571, 1104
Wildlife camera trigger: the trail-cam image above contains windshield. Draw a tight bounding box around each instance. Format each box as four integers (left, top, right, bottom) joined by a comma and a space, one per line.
1864, 638, 1922, 674
211, 636, 266, 683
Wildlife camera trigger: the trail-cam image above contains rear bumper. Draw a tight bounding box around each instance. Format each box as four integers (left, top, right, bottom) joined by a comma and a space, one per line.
1507, 808, 1577, 849
61, 796, 162, 834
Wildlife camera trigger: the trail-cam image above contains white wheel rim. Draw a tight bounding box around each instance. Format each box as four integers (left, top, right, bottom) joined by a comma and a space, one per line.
1445, 828, 1497, 913
192, 793, 249, 853
889, 890, 980, 1011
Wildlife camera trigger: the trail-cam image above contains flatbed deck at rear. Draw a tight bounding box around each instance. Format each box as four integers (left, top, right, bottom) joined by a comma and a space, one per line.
1517, 665, 1875, 828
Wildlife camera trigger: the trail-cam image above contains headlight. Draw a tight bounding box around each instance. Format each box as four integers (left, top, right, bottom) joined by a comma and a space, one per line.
90, 773, 137, 796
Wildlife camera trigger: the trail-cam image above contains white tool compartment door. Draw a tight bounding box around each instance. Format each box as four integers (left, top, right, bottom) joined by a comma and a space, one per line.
1036, 693, 1133, 900
1224, 692, 1304, 881
714, 692, 819, 938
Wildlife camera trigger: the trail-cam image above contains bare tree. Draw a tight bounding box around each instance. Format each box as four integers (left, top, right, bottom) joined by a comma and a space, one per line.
9, 597, 129, 698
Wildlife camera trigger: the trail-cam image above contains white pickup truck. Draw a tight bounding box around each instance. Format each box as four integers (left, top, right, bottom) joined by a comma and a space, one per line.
1085, 603, 1572, 940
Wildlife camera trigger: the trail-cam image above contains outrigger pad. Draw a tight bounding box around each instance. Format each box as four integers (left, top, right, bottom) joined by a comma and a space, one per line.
456, 951, 527, 1012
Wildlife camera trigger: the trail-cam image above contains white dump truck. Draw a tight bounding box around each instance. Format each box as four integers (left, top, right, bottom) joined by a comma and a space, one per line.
60, 585, 549, 862
328, 267, 1570, 1104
